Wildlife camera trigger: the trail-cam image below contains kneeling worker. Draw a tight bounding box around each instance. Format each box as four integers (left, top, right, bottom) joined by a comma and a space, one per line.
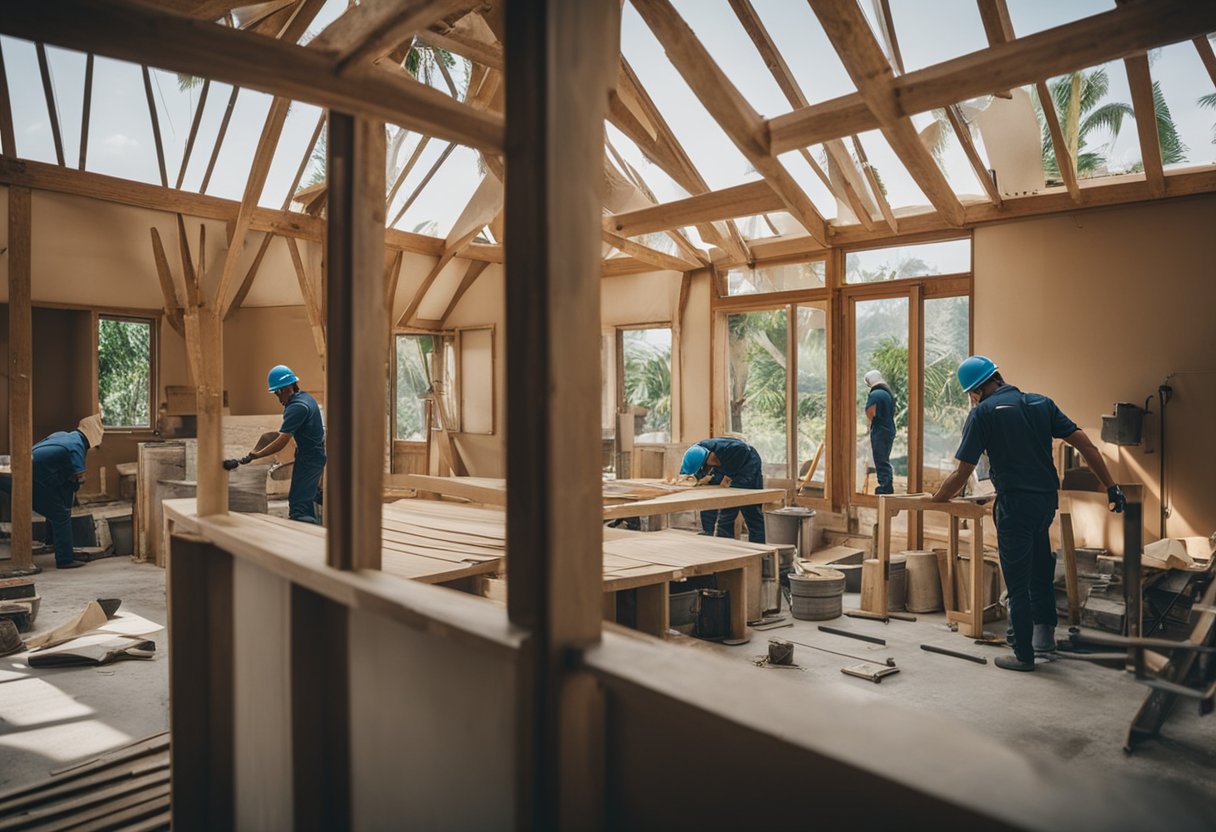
679, 437, 766, 543
930, 356, 1124, 672
226, 365, 326, 524
0, 414, 104, 569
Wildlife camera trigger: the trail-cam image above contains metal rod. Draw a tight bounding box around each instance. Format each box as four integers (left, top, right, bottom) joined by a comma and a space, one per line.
818, 625, 886, 646
920, 644, 988, 664
783, 637, 895, 667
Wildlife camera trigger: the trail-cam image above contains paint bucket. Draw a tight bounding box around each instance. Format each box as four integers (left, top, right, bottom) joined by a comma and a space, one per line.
107, 515, 134, 557
788, 567, 845, 620
764, 507, 816, 559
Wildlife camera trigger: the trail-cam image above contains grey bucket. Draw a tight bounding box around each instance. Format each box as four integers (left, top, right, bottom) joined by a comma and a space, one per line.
107, 515, 134, 556
788, 568, 845, 620
764, 507, 816, 559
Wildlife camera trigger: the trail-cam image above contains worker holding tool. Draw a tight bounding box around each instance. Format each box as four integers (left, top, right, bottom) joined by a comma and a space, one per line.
930, 356, 1125, 672
0, 414, 104, 569
679, 437, 766, 543
863, 369, 897, 495
225, 365, 325, 524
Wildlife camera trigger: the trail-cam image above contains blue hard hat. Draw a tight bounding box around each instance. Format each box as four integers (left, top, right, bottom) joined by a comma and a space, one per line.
957, 355, 998, 393
267, 364, 299, 392
680, 445, 710, 476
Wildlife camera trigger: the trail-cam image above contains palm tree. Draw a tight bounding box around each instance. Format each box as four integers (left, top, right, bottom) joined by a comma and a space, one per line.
1147, 80, 1186, 166
1199, 92, 1216, 145
1037, 68, 1133, 179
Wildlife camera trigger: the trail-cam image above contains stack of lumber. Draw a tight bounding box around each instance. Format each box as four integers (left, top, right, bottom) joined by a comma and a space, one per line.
0, 733, 169, 831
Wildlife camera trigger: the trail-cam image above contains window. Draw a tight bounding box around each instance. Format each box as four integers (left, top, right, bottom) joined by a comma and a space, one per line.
854, 297, 909, 494
845, 238, 971, 283
457, 327, 494, 434
98, 316, 154, 429
621, 327, 672, 443
795, 304, 829, 497
922, 296, 971, 491
727, 260, 826, 296
725, 309, 789, 478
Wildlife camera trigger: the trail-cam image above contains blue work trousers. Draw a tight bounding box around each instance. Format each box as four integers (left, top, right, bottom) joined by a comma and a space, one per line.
699, 465, 766, 544
0, 474, 77, 566
870, 427, 895, 494
995, 491, 1058, 663
289, 456, 325, 524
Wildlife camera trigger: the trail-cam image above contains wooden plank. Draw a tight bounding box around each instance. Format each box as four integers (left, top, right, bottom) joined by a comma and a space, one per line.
607, 180, 782, 237
176, 213, 201, 308
1196, 35, 1216, 88
35, 43, 66, 166
945, 105, 1002, 207
1124, 53, 1165, 198
192, 306, 226, 515
200, 86, 239, 194
141, 65, 168, 187
0, 40, 15, 157
78, 52, 94, 169
967, 516, 985, 638
1036, 82, 1080, 201
1060, 511, 1081, 626
167, 533, 234, 832
716, 567, 748, 640
309, 0, 472, 75
418, 28, 503, 71
632, 0, 828, 242
6, 187, 33, 573
324, 112, 386, 571
602, 230, 696, 272
808, 0, 965, 226
767, 0, 1216, 154
175, 77, 209, 187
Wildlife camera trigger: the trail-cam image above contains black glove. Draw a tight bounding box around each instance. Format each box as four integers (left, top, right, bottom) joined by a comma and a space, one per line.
1107, 484, 1126, 514
222, 458, 241, 471
240, 454, 255, 465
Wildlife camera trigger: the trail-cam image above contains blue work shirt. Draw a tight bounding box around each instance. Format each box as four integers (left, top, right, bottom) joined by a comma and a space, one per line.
694, 437, 763, 488
955, 385, 1077, 495
866, 385, 896, 435
32, 431, 88, 489
280, 391, 326, 464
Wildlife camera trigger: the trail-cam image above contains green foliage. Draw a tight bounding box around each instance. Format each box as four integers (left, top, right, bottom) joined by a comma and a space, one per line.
98, 319, 151, 427
622, 333, 672, 437
396, 334, 435, 440
1151, 80, 1187, 165
1197, 92, 1216, 145
1037, 69, 1134, 178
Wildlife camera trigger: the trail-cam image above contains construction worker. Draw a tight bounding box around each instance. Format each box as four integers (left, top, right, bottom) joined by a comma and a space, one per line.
864, 369, 896, 495
0, 414, 104, 569
930, 356, 1125, 672
679, 437, 766, 543
227, 365, 325, 524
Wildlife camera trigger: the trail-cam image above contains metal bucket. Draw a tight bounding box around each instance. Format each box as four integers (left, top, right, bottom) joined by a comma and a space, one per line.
107, 515, 134, 556
764, 507, 816, 559
788, 568, 845, 620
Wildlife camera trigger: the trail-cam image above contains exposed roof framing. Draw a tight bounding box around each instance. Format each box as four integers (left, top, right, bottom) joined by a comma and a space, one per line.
0, 41, 15, 157
1124, 53, 1165, 199
308, 0, 475, 76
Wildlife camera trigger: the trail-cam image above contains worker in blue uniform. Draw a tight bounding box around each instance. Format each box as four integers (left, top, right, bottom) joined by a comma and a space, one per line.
930, 356, 1125, 672
679, 437, 766, 543
0, 414, 104, 569
226, 365, 326, 523
864, 369, 897, 495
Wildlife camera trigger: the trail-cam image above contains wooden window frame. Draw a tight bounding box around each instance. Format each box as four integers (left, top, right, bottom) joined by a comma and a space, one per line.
615, 321, 675, 447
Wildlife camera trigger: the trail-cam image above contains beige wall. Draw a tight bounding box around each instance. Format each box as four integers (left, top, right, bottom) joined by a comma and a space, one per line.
974, 194, 1216, 550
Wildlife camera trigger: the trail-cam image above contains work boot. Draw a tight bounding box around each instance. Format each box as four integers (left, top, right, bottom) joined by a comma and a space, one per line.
56, 559, 87, 570
995, 654, 1036, 672
1032, 624, 1056, 655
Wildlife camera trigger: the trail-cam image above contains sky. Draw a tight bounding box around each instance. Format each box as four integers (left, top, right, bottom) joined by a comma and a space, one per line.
3, 0, 1214, 241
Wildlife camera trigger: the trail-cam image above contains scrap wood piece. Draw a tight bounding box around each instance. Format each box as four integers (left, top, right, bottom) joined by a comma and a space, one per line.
24, 600, 108, 651
28, 634, 156, 667
841, 662, 901, 683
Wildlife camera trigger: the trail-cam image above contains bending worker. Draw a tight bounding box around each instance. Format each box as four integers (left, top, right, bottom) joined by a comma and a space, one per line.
930, 356, 1124, 672
0, 414, 104, 569
679, 437, 766, 543
227, 365, 326, 524
864, 369, 896, 495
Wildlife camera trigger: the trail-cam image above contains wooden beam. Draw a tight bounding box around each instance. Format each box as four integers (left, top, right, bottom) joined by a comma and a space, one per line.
602, 230, 696, 272
632, 0, 828, 242
418, 28, 503, 70
768, 0, 1216, 154
944, 105, 1002, 207
1, 0, 505, 153
384, 247, 404, 310
79, 53, 94, 170
601, 256, 659, 277
200, 85, 239, 194
505, 0, 617, 824
1124, 53, 1165, 199
397, 249, 457, 327
324, 112, 386, 571
6, 187, 33, 573
850, 135, 899, 234
0, 42, 14, 158
1196, 35, 1216, 88
286, 236, 327, 365
282, 109, 326, 212
809, 0, 965, 226
1037, 83, 1080, 201
224, 232, 274, 320
176, 78, 210, 188
607, 180, 783, 237
438, 258, 489, 325
873, 0, 905, 74
141, 65, 169, 187
176, 213, 202, 307
310, 0, 472, 75
35, 44, 66, 166
150, 227, 187, 336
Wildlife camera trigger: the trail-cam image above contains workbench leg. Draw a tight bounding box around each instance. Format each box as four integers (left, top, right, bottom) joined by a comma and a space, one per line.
945, 515, 959, 612
872, 498, 892, 617
634, 582, 669, 638
968, 516, 985, 638
1060, 512, 1080, 626
602, 591, 618, 624
717, 568, 747, 640
745, 559, 762, 622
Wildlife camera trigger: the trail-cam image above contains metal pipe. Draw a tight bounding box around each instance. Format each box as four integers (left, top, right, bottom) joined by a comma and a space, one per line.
920, 644, 987, 665
817, 625, 886, 646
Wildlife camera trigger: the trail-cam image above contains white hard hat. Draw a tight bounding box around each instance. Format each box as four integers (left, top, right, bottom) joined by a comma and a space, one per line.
864, 370, 884, 388
77, 413, 104, 448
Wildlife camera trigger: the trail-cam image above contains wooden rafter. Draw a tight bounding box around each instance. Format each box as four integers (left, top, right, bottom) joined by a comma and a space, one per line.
1124, 53, 1165, 198
79, 53, 94, 170
727, 0, 878, 231
384, 248, 404, 309
200, 86, 240, 194
150, 227, 186, 336
438, 258, 490, 325
608, 180, 782, 237
1196, 35, 1216, 88
944, 105, 1002, 207
419, 27, 502, 70
35, 44, 66, 166
141, 65, 169, 187
286, 236, 327, 363
602, 230, 697, 273
386, 135, 431, 208
632, 0, 828, 242
850, 136, 899, 234
872, 0, 905, 75
284, 110, 326, 211
1, 0, 505, 153
809, 0, 964, 226
605, 138, 708, 264
310, 0, 473, 75
176, 78, 210, 188
389, 142, 455, 228
0, 41, 15, 157
225, 233, 274, 320
768, 0, 1216, 154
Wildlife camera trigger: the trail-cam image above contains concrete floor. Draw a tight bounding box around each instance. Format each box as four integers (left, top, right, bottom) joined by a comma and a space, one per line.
1, 555, 1213, 813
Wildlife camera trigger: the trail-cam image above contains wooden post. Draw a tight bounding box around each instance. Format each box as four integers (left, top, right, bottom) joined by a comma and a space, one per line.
6, 187, 33, 573
193, 306, 227, 516
1060, 511, 1080, 626
873, 496, 892, 616
504, 1, 619, 827
968, 515, 985, 637
907, 285, 924, 548
324, 112, 386, 571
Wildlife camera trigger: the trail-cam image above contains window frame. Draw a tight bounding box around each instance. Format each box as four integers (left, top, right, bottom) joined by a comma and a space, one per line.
95, 312, 158, 433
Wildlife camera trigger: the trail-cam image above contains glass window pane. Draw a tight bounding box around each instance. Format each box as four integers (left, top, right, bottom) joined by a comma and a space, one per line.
395, 334, 433, 441
855, 298, 908, 494
845, 238, 971, 283
796, 304, 828, 499
923, 296, 971, 493
726, 310, 788, 478
622, 328, 672, 443
98, 318, 151, 428
727, 260, 826, 296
